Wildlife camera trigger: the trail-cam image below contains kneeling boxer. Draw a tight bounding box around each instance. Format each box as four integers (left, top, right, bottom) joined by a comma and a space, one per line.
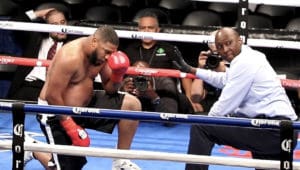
37, 25, 140, 170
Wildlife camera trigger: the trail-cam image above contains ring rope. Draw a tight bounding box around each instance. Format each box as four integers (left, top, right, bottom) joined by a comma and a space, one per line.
0, 1, 300, 169
1, 102, 299, 129
0, 141, 299, 170
0, 55, 194, 78
80, 22, 300, 42
1, 21, 300, 49
190, 0, 300, 7
0, 99, 297, 169
1, 55, 300, 89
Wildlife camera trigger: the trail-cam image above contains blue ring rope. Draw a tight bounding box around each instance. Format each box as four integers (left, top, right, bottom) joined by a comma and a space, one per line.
1, 102, 300, 129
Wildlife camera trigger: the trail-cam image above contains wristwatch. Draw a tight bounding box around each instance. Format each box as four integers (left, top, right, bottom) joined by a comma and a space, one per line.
152, 97, 161, 105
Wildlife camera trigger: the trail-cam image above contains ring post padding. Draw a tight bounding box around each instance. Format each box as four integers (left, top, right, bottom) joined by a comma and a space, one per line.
238, 0, 249, 44
280, 120, 294, 170
12, 103, 25, 170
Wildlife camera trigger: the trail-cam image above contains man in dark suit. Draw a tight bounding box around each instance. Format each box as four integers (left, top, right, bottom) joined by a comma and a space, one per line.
7, 8, 69, 101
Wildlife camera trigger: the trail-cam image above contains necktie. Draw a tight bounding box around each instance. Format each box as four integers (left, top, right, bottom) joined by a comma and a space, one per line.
47, 42, 57, 60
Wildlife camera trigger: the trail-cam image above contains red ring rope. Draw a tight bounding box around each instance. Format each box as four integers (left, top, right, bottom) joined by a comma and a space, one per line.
1, 55, 299, 89
0, 55, 50, 67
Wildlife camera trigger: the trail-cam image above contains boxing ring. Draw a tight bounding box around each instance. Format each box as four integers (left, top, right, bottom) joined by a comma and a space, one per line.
0, 58, 299, 170
0, 102, 300, 170
1, 0, 300, 169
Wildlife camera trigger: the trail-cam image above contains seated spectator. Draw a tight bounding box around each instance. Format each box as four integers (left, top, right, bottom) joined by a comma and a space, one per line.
123, 9, 193, 114
7, 8, 70, 101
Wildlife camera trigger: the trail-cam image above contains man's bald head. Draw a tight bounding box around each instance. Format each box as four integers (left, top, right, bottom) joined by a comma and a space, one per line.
215, 27, 240, 40
214, 27, 243, 62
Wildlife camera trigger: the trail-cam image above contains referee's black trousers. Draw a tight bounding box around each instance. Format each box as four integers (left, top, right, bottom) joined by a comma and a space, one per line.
185, 123, 298, 170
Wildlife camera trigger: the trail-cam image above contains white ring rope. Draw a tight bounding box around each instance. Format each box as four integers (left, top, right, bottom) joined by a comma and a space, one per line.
0, 141, 299, 169
1, 21, 300, 50
190, 0, 300, 7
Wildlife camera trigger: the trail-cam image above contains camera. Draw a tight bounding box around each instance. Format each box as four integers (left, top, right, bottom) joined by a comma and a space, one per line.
205, 52, 222, 69
133, 76, 148, 91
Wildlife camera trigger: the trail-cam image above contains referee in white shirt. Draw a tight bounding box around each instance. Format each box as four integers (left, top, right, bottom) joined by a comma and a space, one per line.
172, 27, 298, 170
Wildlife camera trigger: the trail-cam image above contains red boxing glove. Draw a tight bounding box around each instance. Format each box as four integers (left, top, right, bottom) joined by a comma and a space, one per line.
107, 51, 130, 83
60, 117, 90, 147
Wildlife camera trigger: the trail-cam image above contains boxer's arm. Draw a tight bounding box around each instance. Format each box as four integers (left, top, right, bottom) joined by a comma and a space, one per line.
45, 51, 90, 146
100, 65, 121, 94
44, 52, 73, 106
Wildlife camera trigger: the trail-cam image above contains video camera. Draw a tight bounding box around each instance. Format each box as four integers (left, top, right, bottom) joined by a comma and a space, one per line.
133, 76, 149, 91
205, 52, 222, 69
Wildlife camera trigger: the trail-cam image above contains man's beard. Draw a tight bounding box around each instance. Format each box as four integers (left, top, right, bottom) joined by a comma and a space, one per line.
89, 50, 105, 66
50, 34, 67, 42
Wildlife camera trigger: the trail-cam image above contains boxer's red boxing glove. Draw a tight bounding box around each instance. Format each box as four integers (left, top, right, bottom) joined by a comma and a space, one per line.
60, 117, 90, 147
107, 51, 130, 83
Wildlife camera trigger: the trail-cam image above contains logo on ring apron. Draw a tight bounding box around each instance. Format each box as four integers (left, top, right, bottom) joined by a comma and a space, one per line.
61, 27, 84, 35
13, 124, 24, 137
250, 119, 280, 127
281, 139, 292, 152
160, 113, 188, 120
72, 107, 100, 114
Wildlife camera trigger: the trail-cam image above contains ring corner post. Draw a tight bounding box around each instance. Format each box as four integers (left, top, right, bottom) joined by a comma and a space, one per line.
12, 102, 25, 170
280, 120, 294, 170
